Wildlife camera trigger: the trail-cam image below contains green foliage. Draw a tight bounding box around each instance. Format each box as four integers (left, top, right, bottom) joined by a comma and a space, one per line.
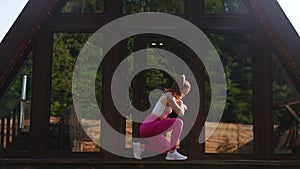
204, 0, 248, 14
0, 55, 33, 115
131, 37, 182, 110
123, 0, 184, 14
145, 37, 183, 91
51, 33, 103, 118
61, 0, 104, 13
206, 34, 253, 124
50, 31, 297, 126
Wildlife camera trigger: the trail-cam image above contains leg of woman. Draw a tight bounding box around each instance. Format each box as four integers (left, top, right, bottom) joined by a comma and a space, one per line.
143, 135, 170, 154
140, 117, 183, 153
168, 118, 183, 151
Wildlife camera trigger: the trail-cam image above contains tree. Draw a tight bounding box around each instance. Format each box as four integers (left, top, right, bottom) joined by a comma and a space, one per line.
123, 0, 184, 14
0, 54, 33, 116
206, 34, 253, 124
52, 33, 103, 118
61, 0, 104, 13
205, 0, 248, 14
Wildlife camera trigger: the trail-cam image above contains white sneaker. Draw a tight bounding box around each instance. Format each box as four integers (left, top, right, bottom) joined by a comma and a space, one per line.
165, 150, 188, 161
132, 142, 143, 160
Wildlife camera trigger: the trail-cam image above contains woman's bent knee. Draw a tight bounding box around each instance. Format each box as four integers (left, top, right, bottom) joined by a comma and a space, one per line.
173, 118, 183, 127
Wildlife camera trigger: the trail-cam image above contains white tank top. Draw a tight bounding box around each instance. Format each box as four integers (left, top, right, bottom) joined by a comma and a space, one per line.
151, 93, 172, 119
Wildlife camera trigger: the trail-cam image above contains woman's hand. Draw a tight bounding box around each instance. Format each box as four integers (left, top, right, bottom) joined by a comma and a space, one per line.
176, 99, 182, 106
165, 92, 186, 116
176, 99, 188, 112
182, 103, 188, 111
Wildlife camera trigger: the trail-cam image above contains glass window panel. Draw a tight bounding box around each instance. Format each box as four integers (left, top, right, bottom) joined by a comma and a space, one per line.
50, 33, 102, 152
0, 53, 33, 152
123, 0, 185, 14
204, 0, 249, 14
61, 0, 104, 13
145, 37, 186, 149
145, 37, 183, 110
272, 54, 300, 154
205, 34, 253, 153
126, 37, 184, 150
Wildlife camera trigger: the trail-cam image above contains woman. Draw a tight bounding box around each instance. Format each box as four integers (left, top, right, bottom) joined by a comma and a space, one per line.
133, 74, 191, 160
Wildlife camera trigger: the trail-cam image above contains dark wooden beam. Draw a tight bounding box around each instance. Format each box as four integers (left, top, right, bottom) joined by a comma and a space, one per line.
180, 47, 204, 160
132, 35, 147, 139
0, 0, 57, 97
194, 16, 255, 32
100, 38, 123, 159
30, 27, 52, 158
185, 0, 204, 20
254, 0, 300, 65
47, 14, 254, 33
46, 15, 114, 33
252, 28, 273, 159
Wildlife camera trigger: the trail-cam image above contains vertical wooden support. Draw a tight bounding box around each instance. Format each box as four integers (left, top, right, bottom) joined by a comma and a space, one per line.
0, 117, 4, 150
182, 0, 205, 160
101, 39, 123, 158
30, 27, 52, 158
132, 36, 147, 139
252, 29, 273, 159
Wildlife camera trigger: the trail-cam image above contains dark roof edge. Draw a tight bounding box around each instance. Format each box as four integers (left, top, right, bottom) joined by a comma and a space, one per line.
255, 0, 300, 63
0, 0, 56, 90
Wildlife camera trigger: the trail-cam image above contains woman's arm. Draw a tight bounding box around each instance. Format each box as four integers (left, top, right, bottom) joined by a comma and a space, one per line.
165, 92, 187, 116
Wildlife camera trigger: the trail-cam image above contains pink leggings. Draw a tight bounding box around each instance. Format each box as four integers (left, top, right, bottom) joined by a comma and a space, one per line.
139, 114, 183, 153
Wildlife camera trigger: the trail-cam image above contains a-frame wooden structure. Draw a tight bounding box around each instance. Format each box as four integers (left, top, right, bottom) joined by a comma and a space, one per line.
0, 0, 299, 168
